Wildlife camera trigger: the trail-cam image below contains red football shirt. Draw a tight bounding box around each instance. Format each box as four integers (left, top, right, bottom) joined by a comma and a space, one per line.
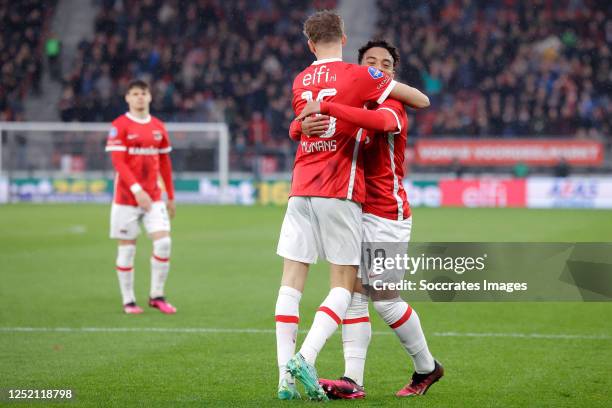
105, 113, 172, 206
362, 98, 411, 220
291, 58, 397, 204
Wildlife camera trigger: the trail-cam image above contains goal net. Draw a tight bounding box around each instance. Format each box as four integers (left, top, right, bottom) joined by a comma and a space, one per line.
0, 122, 230, 204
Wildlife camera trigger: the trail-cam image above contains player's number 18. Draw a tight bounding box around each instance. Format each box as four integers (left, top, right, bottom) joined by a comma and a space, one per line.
301, 88, 337, 138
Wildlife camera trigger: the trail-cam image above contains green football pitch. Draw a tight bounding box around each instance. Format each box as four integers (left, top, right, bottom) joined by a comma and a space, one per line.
1, 205, 611, 407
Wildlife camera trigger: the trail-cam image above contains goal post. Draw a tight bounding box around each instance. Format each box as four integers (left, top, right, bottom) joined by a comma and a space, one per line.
0, 121, 229, 204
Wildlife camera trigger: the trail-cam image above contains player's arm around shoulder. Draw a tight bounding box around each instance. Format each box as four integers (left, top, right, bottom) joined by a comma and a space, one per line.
351, 64, 398, 105
375, 98, 406, 134
296, 99, 397, 134
388, 81, 430, 109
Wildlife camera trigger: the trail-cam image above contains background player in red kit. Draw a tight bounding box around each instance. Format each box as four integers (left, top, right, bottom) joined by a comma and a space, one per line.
105, 80, 177, 315
274, 11, 430, 401
294, 41, 443, 399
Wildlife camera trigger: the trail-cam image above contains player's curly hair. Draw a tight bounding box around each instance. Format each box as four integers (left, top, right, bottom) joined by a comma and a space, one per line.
303, 10, 344, 44
358, 39, 400, 69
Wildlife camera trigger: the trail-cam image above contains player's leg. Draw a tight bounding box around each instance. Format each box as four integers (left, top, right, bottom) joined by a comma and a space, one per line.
287, 263, 355, 401
275, 259, 308, 399
365, 214, 442, 396
275, 197, 317, 399
143, 201, 175, 314
371, 289, 442, 396
298, 263, 356, 365
342, 279, 370, 386
321, 208, 374, 399
371, 287, 436, 372
116, 239, 141, 313
287, 198, 361, 400
110, 203, 142, 313
296, 197, 362, 365
319, 277, 369, 399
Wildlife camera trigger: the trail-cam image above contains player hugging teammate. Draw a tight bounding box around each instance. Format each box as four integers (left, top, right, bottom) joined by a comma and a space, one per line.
274, 10, 442, 401
105, 80, 177, 315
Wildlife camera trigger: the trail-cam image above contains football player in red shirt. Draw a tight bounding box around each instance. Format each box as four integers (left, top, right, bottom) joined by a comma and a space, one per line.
105, 80, 177, 315
293, 41, 443, 399
274, 11, 430, 401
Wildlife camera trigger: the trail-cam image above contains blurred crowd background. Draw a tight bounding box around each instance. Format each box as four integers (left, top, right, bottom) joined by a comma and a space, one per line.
1, 0, 56, 122
1, 0, 610, 174
377, 0, 611, 140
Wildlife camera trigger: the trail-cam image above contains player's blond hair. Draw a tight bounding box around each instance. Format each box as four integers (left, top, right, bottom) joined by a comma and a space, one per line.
303, 10, 344, 44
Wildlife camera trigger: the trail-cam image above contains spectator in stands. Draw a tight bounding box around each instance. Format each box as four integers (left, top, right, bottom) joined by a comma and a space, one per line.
0, 0, 54, 120
45, 32, 62, 81
376, 0, 611, 138
53, 0, 609, 175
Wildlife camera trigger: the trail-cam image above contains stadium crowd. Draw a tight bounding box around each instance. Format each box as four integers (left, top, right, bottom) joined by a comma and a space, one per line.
0, 0, 55, 121
376, 0, 611, 139
59, 0, 336, 158
60, 0, 611, 145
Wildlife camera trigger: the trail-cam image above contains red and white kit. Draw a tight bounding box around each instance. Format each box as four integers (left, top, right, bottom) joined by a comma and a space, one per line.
360, 98, 410, 222
317, 97, 439, 386
359, 98, 412, 283
277, 58, 397, 265
313, 97, 412, 280
105, 112, 175, 240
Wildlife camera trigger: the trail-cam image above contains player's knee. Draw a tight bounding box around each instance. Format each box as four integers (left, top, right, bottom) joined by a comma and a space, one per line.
346, 292, 369, 318
373, 298, 403, 325
372, 298, 391, 315
281, 259, 309, 291
116, 244, 136, 268
153, 236, 171, 259
370, 288, 399, 302
352, 277, 367, 295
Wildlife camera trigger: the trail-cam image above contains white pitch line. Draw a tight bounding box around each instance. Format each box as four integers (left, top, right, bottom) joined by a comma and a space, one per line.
0, 327, 609, 340
431, 331, 611, 340
0, 327, 276, 334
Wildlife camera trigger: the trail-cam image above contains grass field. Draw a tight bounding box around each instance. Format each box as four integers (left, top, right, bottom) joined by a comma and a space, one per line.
1, 205, 611, 407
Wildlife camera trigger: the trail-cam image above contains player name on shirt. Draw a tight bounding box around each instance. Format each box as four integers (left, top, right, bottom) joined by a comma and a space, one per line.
300, 139, 337, 153
291, 58, 397, 203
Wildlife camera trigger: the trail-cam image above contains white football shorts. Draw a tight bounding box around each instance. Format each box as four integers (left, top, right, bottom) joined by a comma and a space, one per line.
110, 201, 170, 240
277, 196, 362, 265
359, 212, 412, 286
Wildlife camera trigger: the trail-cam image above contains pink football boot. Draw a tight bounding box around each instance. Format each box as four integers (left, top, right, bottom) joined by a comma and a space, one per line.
148, 297, 177, 314
396, 361, 444, 397
319, 377, 366, 399
123, 302, 144, 314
